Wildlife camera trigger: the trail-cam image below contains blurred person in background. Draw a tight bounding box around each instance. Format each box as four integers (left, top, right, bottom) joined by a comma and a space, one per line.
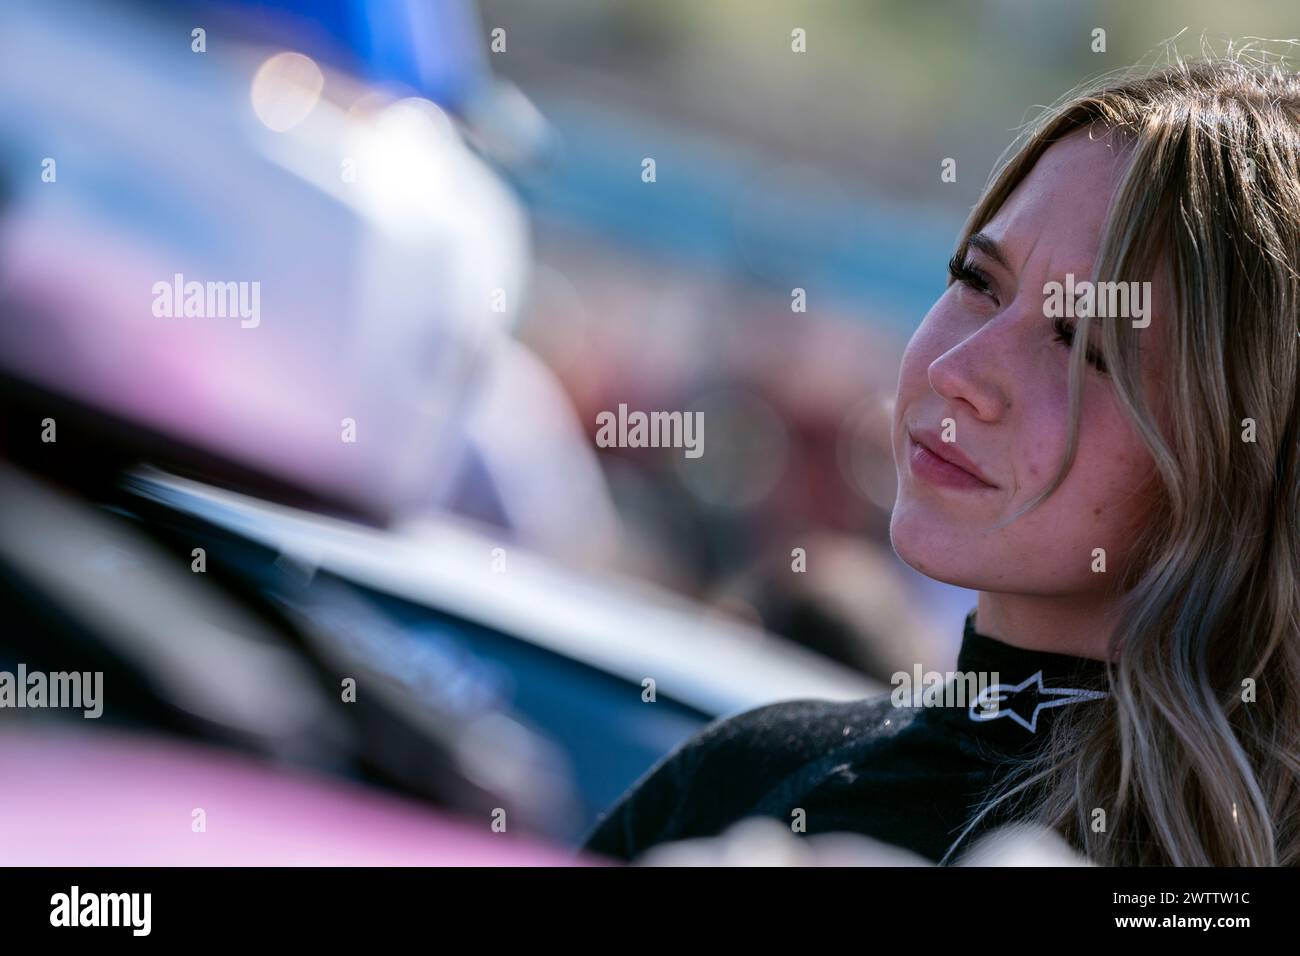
706, 532, 948, 686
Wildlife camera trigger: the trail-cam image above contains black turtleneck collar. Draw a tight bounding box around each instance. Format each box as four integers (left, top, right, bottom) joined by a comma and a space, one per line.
934, 610, 1112, 752
581, 609, 1118, 862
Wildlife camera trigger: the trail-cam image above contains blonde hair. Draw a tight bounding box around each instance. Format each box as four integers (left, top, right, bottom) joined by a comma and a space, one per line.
945, 46, 1300, 866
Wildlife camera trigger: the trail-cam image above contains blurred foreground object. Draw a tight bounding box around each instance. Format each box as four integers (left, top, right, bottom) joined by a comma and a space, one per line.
0, 0, 531, 524
954, 822, 1093, 867
0, 0, 882, 860
634, 817, 1090, 867
0, 728, 583, 865
0, 461, 579, 837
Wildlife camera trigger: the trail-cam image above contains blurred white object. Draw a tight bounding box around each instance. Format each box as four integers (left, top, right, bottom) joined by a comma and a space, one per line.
956, 822, 1093, 867
633, 817, 1091, 867
636, 817, 930, 867
129, 471, 880, 717
450, 333, 623, 567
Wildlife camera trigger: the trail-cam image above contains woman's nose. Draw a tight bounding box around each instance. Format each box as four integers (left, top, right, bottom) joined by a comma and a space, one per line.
926, 332, 1011, 423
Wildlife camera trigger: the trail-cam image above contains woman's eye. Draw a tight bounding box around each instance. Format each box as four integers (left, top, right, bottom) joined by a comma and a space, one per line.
947, 255, 998, 304
1052, 316, 1109, 374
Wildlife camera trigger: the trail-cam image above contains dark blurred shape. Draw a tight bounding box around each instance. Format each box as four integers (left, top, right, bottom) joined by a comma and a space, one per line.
0, 460, 579, 837
707, 532, 947, 685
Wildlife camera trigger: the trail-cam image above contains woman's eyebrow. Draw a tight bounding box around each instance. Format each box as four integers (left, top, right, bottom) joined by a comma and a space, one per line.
965, 231, 1012, 271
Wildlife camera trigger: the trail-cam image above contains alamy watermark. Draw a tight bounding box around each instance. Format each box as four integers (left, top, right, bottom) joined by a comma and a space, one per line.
50, 886, 150, 936
595, 403, 703, 458
151, 273, 261, 328
0, 664, 102, 718
891, 665, 1000, 708
1043, 273, 1151, 328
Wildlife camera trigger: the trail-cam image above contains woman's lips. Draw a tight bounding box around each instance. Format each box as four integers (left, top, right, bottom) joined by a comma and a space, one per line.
907, 432, 998, 491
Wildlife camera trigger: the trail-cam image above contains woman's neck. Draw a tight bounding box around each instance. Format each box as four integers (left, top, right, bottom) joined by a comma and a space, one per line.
975, 591, 1117, 662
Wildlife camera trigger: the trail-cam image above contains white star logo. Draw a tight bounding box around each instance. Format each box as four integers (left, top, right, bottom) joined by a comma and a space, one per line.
969, 671, 1107, 733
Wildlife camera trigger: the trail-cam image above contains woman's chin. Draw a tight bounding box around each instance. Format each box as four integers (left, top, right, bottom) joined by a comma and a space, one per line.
888, 506, 980, 587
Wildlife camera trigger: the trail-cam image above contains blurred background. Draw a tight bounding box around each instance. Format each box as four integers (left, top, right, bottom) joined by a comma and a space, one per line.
0, 0, 1291, 863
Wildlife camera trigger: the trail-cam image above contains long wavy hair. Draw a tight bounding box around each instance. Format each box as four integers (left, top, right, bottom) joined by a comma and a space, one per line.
944, 47, 1300, 866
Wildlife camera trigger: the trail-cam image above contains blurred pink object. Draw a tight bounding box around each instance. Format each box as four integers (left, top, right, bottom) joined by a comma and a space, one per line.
0, 729, 593, 866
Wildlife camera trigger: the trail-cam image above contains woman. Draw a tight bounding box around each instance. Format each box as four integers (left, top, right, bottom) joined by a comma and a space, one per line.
582, 52, 1300, 867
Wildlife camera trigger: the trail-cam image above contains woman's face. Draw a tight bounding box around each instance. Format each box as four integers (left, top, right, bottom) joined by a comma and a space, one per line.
890, 130, 1163, 596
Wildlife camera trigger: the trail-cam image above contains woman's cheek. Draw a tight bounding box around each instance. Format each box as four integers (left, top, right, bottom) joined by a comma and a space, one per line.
1015, 397, 1073, 493
897, 329, 940, 399
1056, 417, 1154, 560
1020, 377, 1117, 497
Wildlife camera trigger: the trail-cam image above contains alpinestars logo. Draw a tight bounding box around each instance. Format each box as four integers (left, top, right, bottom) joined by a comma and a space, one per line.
968, 671, 1107, 732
